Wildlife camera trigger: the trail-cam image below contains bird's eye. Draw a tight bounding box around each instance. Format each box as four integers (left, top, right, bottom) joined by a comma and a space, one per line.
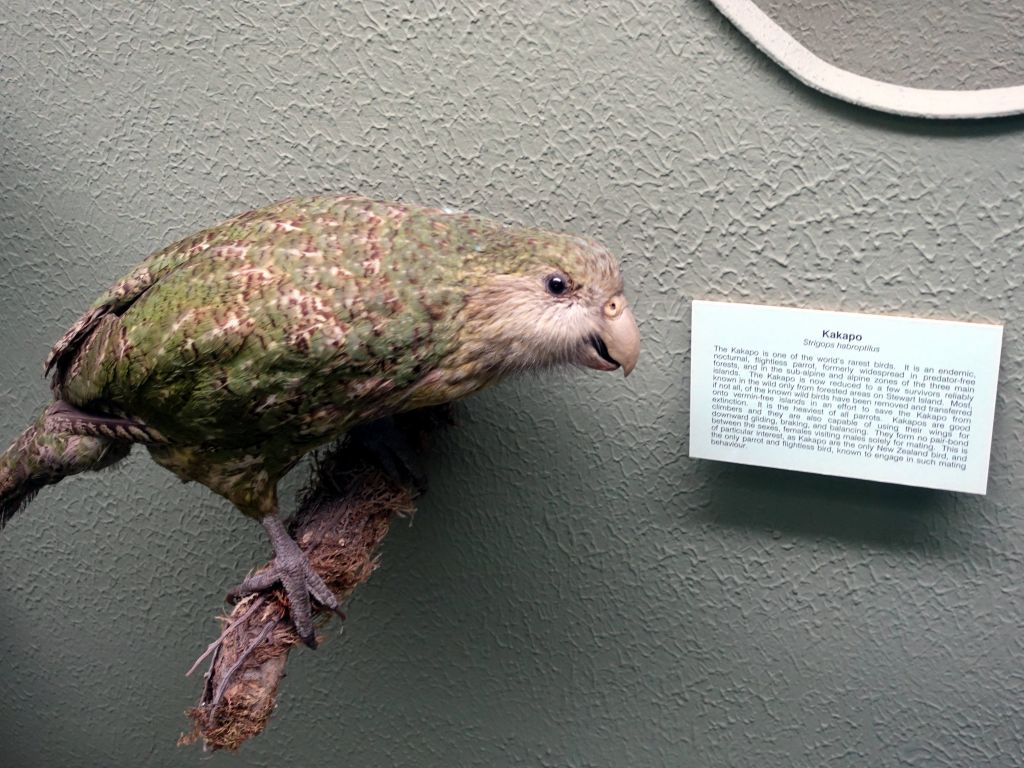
545, 273, 569, 296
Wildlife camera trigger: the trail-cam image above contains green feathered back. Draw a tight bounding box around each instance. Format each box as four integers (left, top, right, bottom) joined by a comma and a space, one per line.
47, 196, 603, 489
12, 194, 625, 516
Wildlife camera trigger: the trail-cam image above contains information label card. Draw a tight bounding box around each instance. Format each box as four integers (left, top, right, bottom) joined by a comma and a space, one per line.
689, 301, 1003, 494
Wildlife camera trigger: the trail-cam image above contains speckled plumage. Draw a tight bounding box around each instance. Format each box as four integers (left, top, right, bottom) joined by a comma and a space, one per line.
3, 195, 634, 522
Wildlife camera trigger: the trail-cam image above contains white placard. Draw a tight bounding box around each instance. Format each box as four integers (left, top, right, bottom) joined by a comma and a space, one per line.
689, 300, 1003, 494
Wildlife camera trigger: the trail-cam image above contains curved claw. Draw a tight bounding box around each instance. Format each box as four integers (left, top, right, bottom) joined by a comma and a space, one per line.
230, 514, 343, 649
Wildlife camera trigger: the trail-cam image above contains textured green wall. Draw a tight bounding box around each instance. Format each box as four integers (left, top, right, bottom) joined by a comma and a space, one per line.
2, 2, 1023, 767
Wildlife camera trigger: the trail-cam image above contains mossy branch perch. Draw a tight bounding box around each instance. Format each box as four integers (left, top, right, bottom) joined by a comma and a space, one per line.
179, 408, 447, 751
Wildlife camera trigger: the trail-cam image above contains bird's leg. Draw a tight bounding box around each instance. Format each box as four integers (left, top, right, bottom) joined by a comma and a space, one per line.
227, 514, 341, 648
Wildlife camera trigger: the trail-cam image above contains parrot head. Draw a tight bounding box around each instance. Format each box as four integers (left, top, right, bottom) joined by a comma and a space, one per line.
457, 228, 640, 379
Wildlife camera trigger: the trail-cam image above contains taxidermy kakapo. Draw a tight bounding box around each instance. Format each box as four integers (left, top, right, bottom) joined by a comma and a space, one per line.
0, 195, 639, 646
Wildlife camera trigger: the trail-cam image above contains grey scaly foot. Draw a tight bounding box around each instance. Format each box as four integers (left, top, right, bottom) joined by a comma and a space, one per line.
227, 514, 342, 649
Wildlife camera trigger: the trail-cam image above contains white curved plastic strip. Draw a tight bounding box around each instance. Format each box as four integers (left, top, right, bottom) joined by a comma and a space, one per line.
710, 0, 1024, 119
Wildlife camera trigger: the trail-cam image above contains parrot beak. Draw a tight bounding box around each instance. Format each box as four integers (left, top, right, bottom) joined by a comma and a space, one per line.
583, 295, 640, 376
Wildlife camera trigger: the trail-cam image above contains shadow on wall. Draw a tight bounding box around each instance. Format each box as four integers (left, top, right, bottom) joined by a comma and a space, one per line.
693, 460, 963, 552
802, 87, 1024, 137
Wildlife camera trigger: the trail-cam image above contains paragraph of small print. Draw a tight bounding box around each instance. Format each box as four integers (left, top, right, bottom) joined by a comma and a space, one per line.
690, 301, 1002, 494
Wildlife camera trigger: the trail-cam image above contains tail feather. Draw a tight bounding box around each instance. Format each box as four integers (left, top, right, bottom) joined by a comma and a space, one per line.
0, 405, 130, 528
0, 473, 45, 529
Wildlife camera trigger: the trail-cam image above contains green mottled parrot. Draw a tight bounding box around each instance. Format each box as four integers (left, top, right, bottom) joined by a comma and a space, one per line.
0, 195, 640, 645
